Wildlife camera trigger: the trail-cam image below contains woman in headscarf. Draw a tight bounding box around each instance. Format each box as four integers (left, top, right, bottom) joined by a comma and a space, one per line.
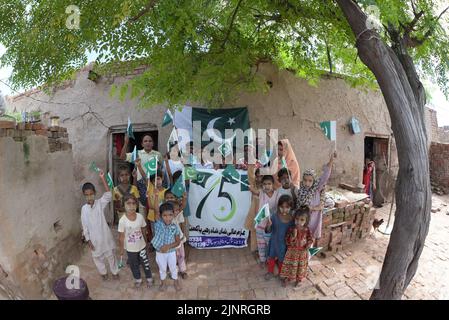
292, 151, 336, 241
275, 139, 301, 188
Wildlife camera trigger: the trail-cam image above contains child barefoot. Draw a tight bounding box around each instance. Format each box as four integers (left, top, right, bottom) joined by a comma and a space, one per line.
81, 171, 119, 281
170, 198, 188, 279
152, 202, 182, 291
118, 194, 153, 289
280, 207, 313, 287
264, 195, 294, 281
250, 175, 279, 266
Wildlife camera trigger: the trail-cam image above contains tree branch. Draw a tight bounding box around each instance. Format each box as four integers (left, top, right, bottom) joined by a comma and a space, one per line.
221, 0, 244, 50
128, 0, 158, 23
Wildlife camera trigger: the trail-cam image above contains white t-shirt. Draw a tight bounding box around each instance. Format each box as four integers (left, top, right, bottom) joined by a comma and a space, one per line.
173, 211, 186, 247
118, 213, 147, 253
168, 159, 184, 175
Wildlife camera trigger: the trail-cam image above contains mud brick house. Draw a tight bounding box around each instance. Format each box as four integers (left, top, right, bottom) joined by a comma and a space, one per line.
0, 122, 82, 299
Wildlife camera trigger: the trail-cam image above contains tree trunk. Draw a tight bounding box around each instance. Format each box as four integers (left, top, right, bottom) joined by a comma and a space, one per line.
335, 0, 432, 300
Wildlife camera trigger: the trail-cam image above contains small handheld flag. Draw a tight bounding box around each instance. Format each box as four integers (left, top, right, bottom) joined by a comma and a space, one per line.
222, 165, 241, 184
144, 157, 158, 177
171, 175, 186, 198
89, 162, 100, 173
162, 109, 173, 127
106, 172, 114, 191
131, 145, 138, 163
309, 247, 322, 257
127, 117, 135, 139
167, 127, 179, 153
218, 141, 232, 157
254, 203, 270, 226
319, 120, 336, 141
183, 166, 198, 180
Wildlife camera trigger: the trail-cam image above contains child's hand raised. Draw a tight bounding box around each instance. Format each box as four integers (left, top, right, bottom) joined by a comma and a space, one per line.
98, 170, 105, 179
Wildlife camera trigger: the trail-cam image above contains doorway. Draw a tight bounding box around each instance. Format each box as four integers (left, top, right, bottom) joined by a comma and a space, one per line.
364, 135, 390, 206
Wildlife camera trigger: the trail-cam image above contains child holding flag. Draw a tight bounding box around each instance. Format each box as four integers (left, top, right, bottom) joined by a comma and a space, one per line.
81, 171, 120, 281
264, 195, 295, 281
250, 175, 279, 265
292, 151, 336, 241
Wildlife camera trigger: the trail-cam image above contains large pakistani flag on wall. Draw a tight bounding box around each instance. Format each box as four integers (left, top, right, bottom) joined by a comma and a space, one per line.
173, 106, 250, 152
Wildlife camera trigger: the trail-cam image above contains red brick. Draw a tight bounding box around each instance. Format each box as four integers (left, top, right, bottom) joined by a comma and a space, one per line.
0, 121, 16, 129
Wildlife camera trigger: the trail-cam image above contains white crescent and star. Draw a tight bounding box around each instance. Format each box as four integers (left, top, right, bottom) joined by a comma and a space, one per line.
206, 117, 237, 144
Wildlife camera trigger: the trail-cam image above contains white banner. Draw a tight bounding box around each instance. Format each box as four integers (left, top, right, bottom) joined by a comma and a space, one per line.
188, 169, 251, 249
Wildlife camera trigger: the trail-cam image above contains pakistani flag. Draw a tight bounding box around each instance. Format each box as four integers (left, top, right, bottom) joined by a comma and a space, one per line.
106, 172, 114, 191
173, 106, 250, 152
309, 247, 322, 257
281, 157, 287, 168
222, 164, 241, 184
131, 145, 138, 163
191, 171, 214, 188
219, 141, 232, 157
171, 175, 186, 198
167, 127, 179, 153
162, 109, 173, 127
144, 157, 158, 177
89, 161, 100, 173
183, 166, 198, 180
320, 120, 337, 141
127, 117, 135, 139
254, 203, 270, 226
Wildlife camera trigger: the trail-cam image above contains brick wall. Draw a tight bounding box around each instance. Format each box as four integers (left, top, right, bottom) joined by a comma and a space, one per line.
429, 142, 449, 190
0, 121, 72, 152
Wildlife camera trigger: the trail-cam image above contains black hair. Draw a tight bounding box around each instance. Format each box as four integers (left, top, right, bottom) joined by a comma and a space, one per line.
164, 189, 175, 198
255, 168, 261, 176
172, 170, 183, 182
159, 202, 174, 215
277, 168, 290, 179
141, 134, 153, 143
82, 182, 96, 193
118, 165, 130, 174
123, 193, 138, 204
277, 194, 293, 208
261, 175, 274, 183
167, 200, 179, 208
294, 206, 311, 226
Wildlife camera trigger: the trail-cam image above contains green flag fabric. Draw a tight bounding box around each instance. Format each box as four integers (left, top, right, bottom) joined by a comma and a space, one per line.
106, 172, 114, 190
127, 117, 135, 139
89, 161, 100, 173
162, 109, 173, 127
309, 247, 322, 258
144, 157, 158, 176
183, 166, 198, 180
319, 120, 337, 141
222, 164, 240, 184
171, 175, 186, 198
254, 203, 270, 226
191, 170, 214, 188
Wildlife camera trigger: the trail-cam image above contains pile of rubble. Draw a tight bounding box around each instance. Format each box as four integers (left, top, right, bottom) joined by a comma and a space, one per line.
431, 180, 449, 196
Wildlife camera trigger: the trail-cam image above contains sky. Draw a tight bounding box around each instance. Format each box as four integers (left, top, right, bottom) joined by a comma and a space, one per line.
1, 43, 449, 126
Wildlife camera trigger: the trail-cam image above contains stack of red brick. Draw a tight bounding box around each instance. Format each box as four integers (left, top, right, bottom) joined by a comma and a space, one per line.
317, 199, 375, 253
0, 120, 71, 153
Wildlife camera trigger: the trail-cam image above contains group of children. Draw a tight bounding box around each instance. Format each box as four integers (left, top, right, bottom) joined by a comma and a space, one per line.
247, 149, 337, 287
80, 134, 337, 291
81, 164, 188, 292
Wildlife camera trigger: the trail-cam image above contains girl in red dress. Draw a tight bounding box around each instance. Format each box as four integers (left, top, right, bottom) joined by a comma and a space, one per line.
280, 206, 313, 287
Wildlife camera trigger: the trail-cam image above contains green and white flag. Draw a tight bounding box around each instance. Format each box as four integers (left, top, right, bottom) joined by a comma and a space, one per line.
89, 161, 100, 173
173, 106, 249, 153
131, 145, 138, 163
222, 164, 241, 185
309, 247, 322, 257
171, 175, 186, 198
144, 157, 158, 177
167, 126, 179, 153
254, 203, 270, 226
106, 172, 114, 191
219, 141, 233, 157
162, 109, 173, 127
127, 117, 135, 139
183, 166, 198, 180
320, 120, 337, 141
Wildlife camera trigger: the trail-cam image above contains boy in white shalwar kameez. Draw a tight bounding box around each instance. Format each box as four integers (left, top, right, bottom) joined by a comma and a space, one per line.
81, 171, 120, 280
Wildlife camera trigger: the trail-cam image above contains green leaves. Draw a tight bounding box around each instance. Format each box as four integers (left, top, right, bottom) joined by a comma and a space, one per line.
0, 0, 448, 103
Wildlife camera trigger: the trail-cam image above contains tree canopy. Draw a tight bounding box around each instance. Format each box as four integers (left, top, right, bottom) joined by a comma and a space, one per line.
0, 0, 447, 107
